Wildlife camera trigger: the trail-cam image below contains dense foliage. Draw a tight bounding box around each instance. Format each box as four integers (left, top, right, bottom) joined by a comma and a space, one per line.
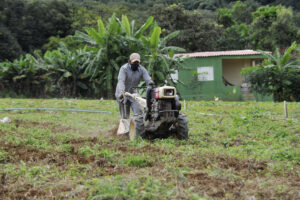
242, 42, 300, 102
1, 0, 300, 61
0, 0, 72, 61
0, 15, 183, 98
1, 0, 300, 99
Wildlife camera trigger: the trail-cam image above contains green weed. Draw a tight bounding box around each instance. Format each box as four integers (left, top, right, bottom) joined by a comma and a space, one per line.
0, 99, 299, 199
124, 155, 152, 168
85, 176, 175, 200
0, 149, 8, 162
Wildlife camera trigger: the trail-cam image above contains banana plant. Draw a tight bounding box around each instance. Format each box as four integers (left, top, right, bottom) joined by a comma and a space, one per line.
0, 14, 185, 98
242, 42, 300, 101
119, 15, 153, 39
141, 23, 186, 85
119, 16, 186, 86
74, 14, 153, 98
0, 53, 48, 96
39, 43, 92, 97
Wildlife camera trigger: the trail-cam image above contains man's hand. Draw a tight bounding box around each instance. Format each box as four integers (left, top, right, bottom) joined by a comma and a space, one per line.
118, 92, 124, 99
118, 92, 125, 103
148, 81, 155, 88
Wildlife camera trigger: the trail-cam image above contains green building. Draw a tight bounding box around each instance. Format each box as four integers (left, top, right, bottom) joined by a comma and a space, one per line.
172, 50, 271, 101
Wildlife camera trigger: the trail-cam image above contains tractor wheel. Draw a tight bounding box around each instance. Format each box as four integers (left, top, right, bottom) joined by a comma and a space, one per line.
129, 115, 145, 141
175, 114, 189, 140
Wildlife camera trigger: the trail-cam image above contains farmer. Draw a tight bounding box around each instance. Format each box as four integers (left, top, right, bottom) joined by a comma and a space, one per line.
115, 53, 154, 119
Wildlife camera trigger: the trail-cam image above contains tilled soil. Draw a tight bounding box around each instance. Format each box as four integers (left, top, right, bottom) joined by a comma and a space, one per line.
0, 121, 299, 199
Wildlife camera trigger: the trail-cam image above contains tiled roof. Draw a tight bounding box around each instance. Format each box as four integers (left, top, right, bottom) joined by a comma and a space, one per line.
175, 50, 264, 58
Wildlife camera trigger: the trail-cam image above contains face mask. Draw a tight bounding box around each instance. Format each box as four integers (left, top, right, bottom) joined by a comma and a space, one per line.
131, 63, 139, 71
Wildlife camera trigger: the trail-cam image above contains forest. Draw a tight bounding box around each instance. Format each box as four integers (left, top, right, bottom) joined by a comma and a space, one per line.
1, 0, 300, 61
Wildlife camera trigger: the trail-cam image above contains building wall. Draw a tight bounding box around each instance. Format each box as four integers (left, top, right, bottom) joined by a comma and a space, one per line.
177, 55, 269, 101
177, 57, 241, 101
222, 59, 253, 86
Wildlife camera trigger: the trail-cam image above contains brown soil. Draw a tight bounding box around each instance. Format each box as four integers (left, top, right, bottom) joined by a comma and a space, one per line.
0, 140, 142, 200
116, 144, 167, 155
184, 172, 243, 198
1, 124, 299, 200
0, 184, 46, 200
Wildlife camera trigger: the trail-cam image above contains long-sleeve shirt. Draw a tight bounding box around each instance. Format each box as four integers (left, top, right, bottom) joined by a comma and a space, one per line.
115, 63, 152, 99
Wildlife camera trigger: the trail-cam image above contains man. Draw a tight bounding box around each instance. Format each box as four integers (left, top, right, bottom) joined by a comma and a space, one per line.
115, 53, 154, 119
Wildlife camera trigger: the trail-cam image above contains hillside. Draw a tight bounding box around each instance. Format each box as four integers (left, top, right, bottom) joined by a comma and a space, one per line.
1, 0, 300, 61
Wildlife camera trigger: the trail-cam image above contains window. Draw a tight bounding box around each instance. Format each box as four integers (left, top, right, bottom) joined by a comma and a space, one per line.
197, 67, 214, 81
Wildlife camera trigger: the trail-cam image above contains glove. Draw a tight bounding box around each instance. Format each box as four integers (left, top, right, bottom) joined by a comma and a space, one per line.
118, 92, 125, 103
118, 92, 124, 99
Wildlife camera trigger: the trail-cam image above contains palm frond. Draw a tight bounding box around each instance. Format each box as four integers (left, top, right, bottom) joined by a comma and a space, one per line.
73, 31, 97, 45
160, 31, 180, 46
85, 28, 104, 47
150, 27, 161, 50
280, 41, 297, 67
134, 16, 153, 39
97, 18, 106, 38
257, 50, 276, 65
121, 15, 131, 37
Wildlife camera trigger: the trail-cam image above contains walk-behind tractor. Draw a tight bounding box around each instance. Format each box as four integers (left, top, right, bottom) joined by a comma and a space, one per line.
117, 85, 189, 141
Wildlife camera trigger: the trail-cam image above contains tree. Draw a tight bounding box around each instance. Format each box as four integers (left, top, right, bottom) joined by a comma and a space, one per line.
242, 42, 300, 101
0, 13, 184, 98
216, 24, 251, 50
216, 1, 256, 50
217, 8, 234, 28
19, 0, 73, 53
0, 52, 49, 97
151, 4, 221, 52
74, 15, 153, 98
0, 0, 25, 61
0, 0, 73, 60
0, 44, 96, 98
141, 27, 185, 84
0, 26, 22, 61
41, 36, 84, 52
74, 14, 184, 98
37, 43, 93, 97
231, 1, 258, 24
250, 6, 299, 50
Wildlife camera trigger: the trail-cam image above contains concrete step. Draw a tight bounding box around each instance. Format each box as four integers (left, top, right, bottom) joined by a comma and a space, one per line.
242, 91, 256, 101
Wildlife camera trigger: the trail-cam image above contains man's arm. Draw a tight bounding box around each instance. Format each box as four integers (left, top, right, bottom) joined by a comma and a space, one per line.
115, 66, 127, 99
141, 66, 154, 86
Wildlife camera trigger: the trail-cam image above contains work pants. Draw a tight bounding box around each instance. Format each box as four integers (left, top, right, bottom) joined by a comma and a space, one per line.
118, 96, 143, 119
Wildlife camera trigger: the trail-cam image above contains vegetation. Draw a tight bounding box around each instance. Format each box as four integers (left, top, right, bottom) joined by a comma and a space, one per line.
0, 15, 183, 98
0, 99, 299, 199
0, 1, 299, 199
242, 42, 300, 102
1, 0, 300, 99
1, 0, 300, 62
0, 0, 72, 61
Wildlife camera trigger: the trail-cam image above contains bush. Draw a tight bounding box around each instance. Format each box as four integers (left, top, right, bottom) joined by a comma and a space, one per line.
242, 42, 300, 101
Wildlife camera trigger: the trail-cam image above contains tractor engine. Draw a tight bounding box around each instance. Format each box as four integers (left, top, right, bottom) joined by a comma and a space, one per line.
145, 86, 181, 133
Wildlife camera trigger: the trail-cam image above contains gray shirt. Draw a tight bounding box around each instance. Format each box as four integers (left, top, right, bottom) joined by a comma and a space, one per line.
115, 63, 152, 99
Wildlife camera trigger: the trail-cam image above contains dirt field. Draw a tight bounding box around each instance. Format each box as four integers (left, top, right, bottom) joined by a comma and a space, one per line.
0, 99, 299, 199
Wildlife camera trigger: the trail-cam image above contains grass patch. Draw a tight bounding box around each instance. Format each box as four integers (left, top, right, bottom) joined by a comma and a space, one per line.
0, 99, 299, 199
124, 155, 153, 168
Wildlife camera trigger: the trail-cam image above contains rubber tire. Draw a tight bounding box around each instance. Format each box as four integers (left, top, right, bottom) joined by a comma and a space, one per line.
176, 114, 189, 140
129, 115, 145, 141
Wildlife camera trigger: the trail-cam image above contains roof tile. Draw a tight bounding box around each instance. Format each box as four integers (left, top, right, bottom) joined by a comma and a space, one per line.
175, 50, 264, 58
